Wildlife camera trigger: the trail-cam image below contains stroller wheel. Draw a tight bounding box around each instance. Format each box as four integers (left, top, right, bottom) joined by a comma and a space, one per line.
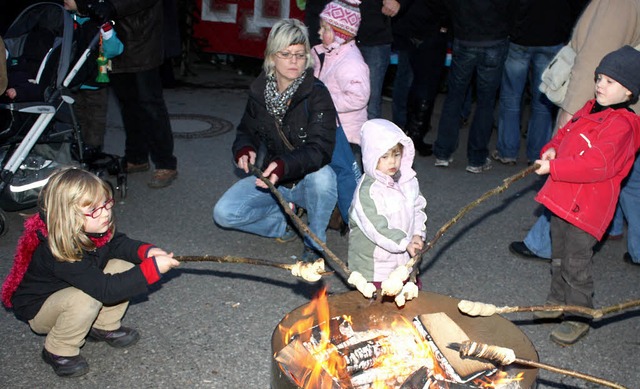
117, 174, 127, 199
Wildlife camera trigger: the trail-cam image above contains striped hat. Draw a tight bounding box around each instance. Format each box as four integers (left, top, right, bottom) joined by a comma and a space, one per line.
320, 0, 361, 44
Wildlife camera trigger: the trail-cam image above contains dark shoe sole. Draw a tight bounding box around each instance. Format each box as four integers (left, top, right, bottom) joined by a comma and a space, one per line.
41, 349, 89, 377
509, 241, 550, 262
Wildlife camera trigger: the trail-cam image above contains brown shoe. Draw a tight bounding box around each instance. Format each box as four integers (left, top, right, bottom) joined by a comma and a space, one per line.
126, 162, 150, 173
148, 169, 177, 188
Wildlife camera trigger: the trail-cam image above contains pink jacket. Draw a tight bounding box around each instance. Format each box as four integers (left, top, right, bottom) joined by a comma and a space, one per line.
312, 41, 370, 144
536, 100, 640, 240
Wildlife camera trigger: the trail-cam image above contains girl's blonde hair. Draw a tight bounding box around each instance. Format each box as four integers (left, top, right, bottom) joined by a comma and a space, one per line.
263, 18, 313, 76
39, 167, 115, 262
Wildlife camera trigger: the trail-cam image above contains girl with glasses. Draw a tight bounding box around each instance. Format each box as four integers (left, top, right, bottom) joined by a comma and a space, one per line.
1, 167, 179, 377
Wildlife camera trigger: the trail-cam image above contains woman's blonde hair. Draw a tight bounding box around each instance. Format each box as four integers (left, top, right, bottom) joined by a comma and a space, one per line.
39, 167, 115, 262
263, 18, 313, 76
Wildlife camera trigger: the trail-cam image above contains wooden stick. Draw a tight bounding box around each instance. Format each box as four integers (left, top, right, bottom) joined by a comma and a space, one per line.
458, 299, 640, 319
451, 341, 628, 389
249, 165, 352, 279
405, 164, 539, 272
174, 255, 333, 276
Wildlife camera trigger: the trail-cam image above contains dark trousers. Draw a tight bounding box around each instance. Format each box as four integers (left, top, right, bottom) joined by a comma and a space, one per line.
110, 67, 177, 170
548, 214, 597, 311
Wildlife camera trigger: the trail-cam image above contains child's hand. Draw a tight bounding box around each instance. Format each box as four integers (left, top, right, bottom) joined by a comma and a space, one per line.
534, 160, 550, 175
148, 247, 169, 257
154, 253, 179, 274
541, 148, 556, 161
407, 235, 424, 257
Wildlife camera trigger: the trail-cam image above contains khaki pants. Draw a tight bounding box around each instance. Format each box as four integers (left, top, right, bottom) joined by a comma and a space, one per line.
28, 259, 134, 356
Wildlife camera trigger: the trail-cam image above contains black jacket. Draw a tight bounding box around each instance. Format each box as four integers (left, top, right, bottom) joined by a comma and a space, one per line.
509, 0, 588, 47
429, 0, 514, 43
77, 0, 164, 73
358, 0, 411, 46
232, 68, 337, 185
11, 231, 151, 321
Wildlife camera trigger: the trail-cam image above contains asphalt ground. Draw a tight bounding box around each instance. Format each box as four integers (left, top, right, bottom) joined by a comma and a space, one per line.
1, 61, 639, 388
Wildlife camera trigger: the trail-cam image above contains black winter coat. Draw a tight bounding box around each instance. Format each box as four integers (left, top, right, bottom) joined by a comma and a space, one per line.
11, 231, 152, 321
76, 0, 164, 73
232, 68, 337, 185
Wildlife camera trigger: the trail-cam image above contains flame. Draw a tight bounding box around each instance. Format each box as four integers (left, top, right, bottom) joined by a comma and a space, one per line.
475, 371, 524, 388
277, 288, 524, 389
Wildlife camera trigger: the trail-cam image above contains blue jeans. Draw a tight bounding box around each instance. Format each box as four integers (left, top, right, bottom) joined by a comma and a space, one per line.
359, 44, 391, 119
433, 39, 508, 166
524, 156, 640, 262
213, 165, 337, 252
497, 43, 560, 162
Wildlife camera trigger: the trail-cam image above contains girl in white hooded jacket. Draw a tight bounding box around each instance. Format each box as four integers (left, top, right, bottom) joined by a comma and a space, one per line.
348, 119, 427, 288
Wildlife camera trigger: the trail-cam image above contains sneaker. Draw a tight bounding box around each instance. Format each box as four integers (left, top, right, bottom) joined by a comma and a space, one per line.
491, 150, 517, 165
147, 169, 177, 189
509, 241, 550, 262
41, 348, 89, 377
126, 162, 150, 173
300, 246, 321, 262
275, 225, 298, 243
466, 158, 493, 174
88, 326, 140, 348
434, 157, 453, 167
550, 321, 590, 346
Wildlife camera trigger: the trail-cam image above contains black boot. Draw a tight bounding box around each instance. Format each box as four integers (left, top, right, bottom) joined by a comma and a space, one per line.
405, 99, 433, 156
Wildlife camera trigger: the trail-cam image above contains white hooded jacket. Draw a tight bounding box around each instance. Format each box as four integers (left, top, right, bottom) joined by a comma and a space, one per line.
348, 119, 427, 282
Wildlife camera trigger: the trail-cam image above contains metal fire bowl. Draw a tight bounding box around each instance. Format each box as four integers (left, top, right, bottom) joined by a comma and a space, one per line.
271, 290, 538, 389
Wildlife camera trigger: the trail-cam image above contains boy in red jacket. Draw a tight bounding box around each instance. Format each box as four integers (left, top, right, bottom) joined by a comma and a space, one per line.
533, 46, 640, 345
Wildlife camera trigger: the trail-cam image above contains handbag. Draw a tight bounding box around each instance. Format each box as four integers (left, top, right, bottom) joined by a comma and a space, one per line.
539, 44, 576, 105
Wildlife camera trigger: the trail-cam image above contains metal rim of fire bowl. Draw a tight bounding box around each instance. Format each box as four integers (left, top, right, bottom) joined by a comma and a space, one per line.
271, 290, 539, 389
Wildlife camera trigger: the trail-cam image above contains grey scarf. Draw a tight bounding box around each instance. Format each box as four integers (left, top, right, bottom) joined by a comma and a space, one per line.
264, 71, 306, 125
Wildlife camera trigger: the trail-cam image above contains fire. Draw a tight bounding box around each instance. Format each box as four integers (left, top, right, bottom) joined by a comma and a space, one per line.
276, 287, 524, 389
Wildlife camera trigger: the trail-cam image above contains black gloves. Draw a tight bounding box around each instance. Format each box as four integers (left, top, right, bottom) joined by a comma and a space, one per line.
83, 0, 116, 24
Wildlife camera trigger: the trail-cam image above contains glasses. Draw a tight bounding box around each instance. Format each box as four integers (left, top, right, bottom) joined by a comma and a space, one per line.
84, 198, 115, 219
275, 51, 306, 60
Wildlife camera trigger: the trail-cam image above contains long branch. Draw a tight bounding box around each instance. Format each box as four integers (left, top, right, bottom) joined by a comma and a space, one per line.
406, 164, 539, 271
175, 255, 334, 277
249, 165, 351, 278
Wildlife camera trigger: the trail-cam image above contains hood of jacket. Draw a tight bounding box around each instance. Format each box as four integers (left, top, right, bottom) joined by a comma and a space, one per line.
360, 119, 416, 184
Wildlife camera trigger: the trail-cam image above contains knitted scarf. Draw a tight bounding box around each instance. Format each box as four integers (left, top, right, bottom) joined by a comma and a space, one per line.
264, 71, 306, 126
1, 214, 111, 308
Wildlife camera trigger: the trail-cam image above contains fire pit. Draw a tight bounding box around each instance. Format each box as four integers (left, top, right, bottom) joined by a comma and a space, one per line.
271, 290, 538, 388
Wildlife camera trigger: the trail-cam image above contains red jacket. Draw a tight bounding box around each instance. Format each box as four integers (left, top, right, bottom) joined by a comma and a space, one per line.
535, 99, 640, 240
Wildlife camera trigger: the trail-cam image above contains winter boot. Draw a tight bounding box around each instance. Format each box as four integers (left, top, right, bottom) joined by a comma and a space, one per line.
405, 99, 433, 156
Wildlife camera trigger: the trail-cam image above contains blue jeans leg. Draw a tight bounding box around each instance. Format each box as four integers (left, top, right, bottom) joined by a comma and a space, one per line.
497, 43, 529, 159
433, 40, 477, 160
523, 210, 552, 259
467, 40, 508, 166
526, 45, 561, 162
360, 44, 391, 119
619, 156, 640, 262
213, 176, 289, 238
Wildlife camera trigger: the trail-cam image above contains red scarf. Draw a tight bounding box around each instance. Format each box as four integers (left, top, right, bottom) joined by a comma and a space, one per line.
1, 214, 111, 308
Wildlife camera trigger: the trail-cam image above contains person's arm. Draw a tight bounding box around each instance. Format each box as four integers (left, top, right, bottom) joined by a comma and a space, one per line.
332, 59, 370, 113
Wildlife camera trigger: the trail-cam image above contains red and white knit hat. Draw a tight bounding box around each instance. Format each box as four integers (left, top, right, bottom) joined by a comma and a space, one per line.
319, 0, 361, 44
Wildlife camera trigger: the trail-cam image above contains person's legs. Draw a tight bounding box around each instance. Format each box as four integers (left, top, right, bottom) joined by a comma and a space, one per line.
433, 40, 477, 162
392, 48, 413, 128
213, 176, 289, 239
526, 45, 561, 162
110, 72, 149, 165
496, 42, 529, 160
287, 165, 337, 252
523, 210, 552, 259
359, 44, 391, 119
29, 288, 101, 356
467, 39, 508, 167
619, 156, 640, 262
92, 259, 134, 331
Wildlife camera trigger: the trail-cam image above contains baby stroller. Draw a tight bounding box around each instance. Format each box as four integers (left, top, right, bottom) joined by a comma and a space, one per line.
0, 2, 126, 236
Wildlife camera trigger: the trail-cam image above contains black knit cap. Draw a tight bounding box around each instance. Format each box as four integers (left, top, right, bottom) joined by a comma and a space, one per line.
595, 45, 640, 98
